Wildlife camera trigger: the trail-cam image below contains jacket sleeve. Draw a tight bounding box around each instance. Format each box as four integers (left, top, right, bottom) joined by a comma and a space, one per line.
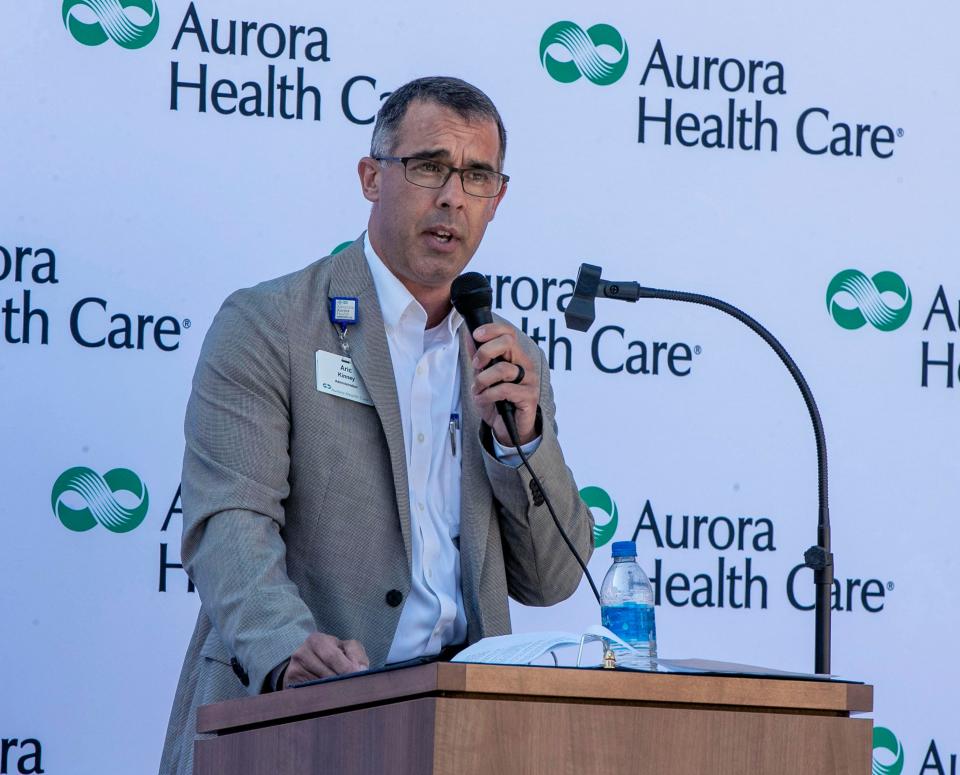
481, 341, 595, 606
180, 284, 316, 695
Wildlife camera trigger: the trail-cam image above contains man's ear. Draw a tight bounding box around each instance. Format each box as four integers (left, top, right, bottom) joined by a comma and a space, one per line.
358, 157, 381, 203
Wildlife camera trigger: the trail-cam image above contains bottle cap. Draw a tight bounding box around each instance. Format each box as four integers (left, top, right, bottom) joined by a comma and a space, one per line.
611, 540, 637, 558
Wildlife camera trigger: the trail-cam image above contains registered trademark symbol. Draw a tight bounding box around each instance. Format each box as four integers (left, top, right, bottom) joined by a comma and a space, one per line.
886, 581, 895, 591
694, 345, 702, 355
183, 319, 192, 329
896, 128, 904, 138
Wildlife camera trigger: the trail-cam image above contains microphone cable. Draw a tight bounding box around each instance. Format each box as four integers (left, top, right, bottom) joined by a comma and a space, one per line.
501, 413, 601, 605
451, 271, 601, 604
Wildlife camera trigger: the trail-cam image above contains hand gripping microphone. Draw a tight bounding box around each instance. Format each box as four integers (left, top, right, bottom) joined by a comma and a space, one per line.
450, 271, 602, 604
450, 272, 520, 445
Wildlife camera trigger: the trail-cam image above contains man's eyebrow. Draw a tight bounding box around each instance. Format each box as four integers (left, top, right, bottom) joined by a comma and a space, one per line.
408, 148, 498, 172
464, 159, 497, 172
409, 148, 449, 161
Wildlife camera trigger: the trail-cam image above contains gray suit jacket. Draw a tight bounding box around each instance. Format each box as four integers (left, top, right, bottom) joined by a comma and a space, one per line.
159, 239, 593, 774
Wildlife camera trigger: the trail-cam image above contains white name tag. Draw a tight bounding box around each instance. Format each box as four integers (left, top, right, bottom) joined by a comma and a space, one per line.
315, 350, 373, 406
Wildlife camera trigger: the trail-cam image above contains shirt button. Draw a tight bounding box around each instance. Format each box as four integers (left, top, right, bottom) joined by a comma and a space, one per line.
417, 432, 425, 443
418, 502, 425, 511
416, 366, 423, 375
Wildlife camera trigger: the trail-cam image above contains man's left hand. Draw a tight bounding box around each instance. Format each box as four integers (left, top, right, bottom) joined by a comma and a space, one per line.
469, 322, 539, 447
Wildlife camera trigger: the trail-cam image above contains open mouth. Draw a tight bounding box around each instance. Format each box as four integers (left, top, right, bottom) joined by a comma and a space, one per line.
428, 228, 455, 244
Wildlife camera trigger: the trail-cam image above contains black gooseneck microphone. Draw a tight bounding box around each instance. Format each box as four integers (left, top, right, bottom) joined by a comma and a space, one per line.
565, 262, 834, 675
451, 272, 602, 604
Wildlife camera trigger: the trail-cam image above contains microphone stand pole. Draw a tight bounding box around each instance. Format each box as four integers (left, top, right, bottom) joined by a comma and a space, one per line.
565, 264, 833, 675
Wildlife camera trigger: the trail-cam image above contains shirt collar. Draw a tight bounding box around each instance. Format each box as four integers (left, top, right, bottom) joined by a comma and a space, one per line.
362, 231, 463, 339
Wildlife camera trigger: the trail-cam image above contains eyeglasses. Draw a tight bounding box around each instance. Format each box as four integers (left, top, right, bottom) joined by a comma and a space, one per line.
375, 156, 509, 198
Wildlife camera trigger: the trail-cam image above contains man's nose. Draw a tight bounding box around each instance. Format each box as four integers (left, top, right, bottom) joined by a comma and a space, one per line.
435, 171, 467, 209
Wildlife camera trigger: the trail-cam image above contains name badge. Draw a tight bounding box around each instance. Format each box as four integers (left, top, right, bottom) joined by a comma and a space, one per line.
315, 350, 373, 406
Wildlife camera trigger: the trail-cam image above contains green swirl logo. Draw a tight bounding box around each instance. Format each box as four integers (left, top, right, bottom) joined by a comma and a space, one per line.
51, 467, 150, 533
872, 727, 904, 775
539, 21, 629, 86
579, 486, 619, 547
62, 0, 160, 49
826, 269, 912, 331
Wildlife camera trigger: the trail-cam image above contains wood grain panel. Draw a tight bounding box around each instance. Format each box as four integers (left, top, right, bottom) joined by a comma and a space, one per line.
196, 679, 873, 775
432, 696, 872, 775
452, 664, 873, 714
198, 662, 444, 734
195, 697, 437, 775
198, 662, 872, 738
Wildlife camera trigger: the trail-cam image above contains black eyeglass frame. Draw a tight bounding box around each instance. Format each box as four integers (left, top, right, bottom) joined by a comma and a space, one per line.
374, 156, 510, 198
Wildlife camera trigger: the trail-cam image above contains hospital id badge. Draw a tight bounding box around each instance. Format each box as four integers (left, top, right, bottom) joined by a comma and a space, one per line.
315, 350, 373, 406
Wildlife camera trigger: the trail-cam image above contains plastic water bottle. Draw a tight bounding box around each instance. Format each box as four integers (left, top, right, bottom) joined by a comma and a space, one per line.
600, 540, 657, 670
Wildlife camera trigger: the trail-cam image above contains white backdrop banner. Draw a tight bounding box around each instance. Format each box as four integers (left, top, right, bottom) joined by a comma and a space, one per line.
2, 1, 957, 773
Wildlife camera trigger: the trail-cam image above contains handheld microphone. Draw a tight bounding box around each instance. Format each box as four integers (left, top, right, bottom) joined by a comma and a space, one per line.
450, 272, 519, 442
450, 271, 602, 605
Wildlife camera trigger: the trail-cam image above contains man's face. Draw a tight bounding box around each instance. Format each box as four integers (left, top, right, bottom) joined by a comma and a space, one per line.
360, 100, 506, 297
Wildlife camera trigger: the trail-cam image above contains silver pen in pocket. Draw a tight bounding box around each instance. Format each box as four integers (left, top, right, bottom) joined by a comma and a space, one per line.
448, 413, 460, 456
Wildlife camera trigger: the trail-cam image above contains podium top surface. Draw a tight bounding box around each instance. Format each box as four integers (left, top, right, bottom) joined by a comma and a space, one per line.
197, 662, 873, 736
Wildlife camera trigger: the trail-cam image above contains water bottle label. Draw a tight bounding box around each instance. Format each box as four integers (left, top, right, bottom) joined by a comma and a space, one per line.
601, 602, 657, 646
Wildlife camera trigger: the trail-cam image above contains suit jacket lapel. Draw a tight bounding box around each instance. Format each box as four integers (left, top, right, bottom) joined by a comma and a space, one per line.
327, 239, 412, 568
458, 326, 490, 637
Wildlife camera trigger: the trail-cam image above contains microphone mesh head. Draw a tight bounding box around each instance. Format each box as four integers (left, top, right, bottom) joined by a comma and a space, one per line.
450, 272, 493, 314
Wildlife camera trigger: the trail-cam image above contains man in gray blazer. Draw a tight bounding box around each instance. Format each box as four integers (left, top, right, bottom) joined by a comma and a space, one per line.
160, 76, 593, 774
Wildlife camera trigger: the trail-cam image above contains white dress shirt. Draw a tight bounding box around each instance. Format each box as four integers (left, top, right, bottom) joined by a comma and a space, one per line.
364, 235, 468, 663
363, 235, 539, 663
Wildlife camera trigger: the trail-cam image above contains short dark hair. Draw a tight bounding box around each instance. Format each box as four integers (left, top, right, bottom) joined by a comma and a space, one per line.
370, 76, 507, 168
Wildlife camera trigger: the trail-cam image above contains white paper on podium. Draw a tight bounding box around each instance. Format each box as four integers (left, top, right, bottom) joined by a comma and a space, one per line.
451, 632, 840, 680
656, 658, 837, 680
451, 625, 635, 666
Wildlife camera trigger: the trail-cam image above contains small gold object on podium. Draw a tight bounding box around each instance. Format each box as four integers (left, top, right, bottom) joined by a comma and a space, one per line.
602, 648, 617, 670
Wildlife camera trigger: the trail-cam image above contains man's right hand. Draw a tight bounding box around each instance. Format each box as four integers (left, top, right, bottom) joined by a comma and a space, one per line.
282, 632, 370, 688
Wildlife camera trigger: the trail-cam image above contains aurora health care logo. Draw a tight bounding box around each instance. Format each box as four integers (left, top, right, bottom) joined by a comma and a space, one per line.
539, 21, 629, 85
51, 467, 150, 533
62, 0, 160, 49
872, 727, 904, 775
826, 269, 912, 331
579, 485, 619, 547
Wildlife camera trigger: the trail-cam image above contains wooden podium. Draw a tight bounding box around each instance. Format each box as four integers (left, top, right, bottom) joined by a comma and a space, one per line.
195, 662, 873, 775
